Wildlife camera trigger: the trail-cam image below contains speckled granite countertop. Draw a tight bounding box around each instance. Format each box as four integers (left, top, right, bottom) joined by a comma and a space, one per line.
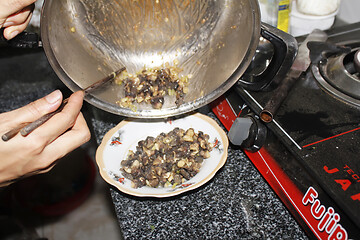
91, 109, 308, 240
1, 48, 308, 240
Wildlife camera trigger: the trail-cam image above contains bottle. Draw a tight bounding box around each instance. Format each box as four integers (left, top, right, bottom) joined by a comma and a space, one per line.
263, 0, 291, 33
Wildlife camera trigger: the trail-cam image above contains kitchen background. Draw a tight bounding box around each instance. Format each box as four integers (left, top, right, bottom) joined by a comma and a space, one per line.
1, 0, 359, 239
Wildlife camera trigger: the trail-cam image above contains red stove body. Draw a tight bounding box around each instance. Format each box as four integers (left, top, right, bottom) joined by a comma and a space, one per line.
211, 23, 360, 239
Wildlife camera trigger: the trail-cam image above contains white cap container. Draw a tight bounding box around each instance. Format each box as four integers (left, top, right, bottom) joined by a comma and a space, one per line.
290, 1, 339, 37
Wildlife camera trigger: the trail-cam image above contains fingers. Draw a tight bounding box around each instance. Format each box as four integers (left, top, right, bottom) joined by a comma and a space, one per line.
0, 0, 36, 20
3, 3, 34, 25
0, 0, 36, 40
28, 91, 90, 169
2, 4, 34, 39
41, 112, 91, 162
27, 91, 87, 146
0, 90, 91, 183
24, 110, 90, 176
0, 89, 90, 183
2, 90, 63, 129
0, 109, 90, 183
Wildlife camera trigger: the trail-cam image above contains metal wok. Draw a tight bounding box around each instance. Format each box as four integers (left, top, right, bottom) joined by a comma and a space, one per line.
40, 0, 297, 118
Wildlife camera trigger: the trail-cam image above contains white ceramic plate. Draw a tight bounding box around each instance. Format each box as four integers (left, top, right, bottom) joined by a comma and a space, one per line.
96, 113, 228, 198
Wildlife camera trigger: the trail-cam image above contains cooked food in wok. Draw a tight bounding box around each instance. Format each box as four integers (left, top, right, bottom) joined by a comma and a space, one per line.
115, 63, 191, 110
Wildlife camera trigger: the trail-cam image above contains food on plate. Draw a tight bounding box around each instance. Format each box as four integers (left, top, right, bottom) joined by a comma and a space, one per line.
114, 63, 190, 110
120, 127, 213, 188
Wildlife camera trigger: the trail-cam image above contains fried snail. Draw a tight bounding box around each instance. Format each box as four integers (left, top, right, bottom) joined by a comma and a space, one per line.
120, 127, 213, 189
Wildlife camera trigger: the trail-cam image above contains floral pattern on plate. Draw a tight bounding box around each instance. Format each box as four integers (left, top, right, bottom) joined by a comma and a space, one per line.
96, 113, 228, 198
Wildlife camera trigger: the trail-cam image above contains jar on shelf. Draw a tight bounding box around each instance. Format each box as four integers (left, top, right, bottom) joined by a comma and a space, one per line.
259, 0, 291, 33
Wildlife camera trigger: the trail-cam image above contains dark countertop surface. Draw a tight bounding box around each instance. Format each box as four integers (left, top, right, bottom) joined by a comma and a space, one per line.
91, 110, 307, 240
1, 47, 308, 239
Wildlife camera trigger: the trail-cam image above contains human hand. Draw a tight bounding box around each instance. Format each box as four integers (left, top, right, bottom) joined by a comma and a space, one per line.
0, 90, 91, 186
0, 0, 37, 40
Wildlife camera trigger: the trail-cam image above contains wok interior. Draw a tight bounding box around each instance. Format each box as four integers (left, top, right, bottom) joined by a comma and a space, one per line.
42, 0, 259, 117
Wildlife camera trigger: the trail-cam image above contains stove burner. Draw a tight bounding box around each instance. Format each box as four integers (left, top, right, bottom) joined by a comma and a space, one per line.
312, 43, 360, 107
320, 48, 360, 97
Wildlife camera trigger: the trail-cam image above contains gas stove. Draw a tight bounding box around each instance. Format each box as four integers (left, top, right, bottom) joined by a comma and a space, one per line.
212, 22, 360, 239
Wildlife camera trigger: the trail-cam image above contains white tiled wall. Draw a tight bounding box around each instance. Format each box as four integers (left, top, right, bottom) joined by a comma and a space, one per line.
337, 0, 360, 23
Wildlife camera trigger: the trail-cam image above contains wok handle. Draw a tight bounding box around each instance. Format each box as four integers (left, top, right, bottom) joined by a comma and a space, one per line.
238, 22, 298, 91
0, 28, 41, 48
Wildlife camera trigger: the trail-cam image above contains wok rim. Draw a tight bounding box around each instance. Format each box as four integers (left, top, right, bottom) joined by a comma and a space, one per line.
41, 0, 261, 119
